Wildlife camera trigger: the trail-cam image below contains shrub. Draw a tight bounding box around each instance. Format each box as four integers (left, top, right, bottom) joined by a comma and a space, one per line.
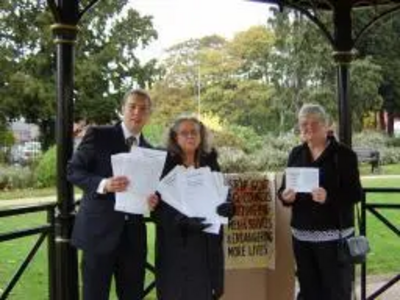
218, 147, 260, 173
253, 147, 290, 171
263, 132, 298, 153
0, 165, 34, 190
380, 147, 400, 165
225, 124, 264, 153
143, 123, 165, 147
34, 146, 57, 188
353, 131, 400, 165
212, 130, 244, 151
218, 134, 297, 173
353, 131, 388, 149
386, 137, 400, 147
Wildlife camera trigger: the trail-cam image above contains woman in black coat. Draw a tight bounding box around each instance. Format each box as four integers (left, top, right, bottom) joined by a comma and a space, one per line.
148, 116, 233, 300
278, 104, 363, 300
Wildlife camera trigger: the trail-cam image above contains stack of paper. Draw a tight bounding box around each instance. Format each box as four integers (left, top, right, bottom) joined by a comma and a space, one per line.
157, 166, 230, 235
111, 148, 167, 215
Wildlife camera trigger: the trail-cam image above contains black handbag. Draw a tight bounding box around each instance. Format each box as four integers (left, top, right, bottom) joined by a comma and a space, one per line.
338, 204, 370, 264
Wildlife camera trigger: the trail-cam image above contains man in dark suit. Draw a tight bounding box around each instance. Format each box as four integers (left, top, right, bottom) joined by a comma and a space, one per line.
67, 89, 153, 300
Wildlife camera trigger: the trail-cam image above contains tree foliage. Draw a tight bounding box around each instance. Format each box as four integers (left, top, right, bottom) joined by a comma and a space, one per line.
0, 0, 159, 147
354, 9, 400, 134
2, 2, 397, 144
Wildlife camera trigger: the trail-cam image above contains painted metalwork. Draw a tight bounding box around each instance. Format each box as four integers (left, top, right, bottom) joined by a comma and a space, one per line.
361, 188, 400, 300
47, 1, 102, 299
0, 203, 56, 300
251, 0, 400, 146
251, 2, 400, 299
0, 204, 156, 300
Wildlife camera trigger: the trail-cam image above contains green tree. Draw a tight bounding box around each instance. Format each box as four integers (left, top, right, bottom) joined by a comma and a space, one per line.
267, 8, 383, 132
156, 32, 277, 133
355, 9, 400, 135
229, 25, 275, 81
150, 82, 196, 126
161, 35, 232, 89
153, 35, 241, 125
0, 0, 159, 148
267, 9, 335, 131
349, 57, 383, 131
201, 79, 275, 134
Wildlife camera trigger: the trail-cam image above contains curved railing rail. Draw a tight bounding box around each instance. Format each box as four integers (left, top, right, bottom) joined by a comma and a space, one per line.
1, 187, 399, 300
0, 203, 56, 300
361, 188, 400, 300
0, 203, 156, 300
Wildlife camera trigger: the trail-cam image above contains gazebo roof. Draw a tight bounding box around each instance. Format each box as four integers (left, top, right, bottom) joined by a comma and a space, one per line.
250, 0, 400, 10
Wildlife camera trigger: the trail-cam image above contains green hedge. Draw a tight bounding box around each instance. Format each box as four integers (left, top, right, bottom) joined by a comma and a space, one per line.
34, 146, 56, 188
0, 165, 34, 190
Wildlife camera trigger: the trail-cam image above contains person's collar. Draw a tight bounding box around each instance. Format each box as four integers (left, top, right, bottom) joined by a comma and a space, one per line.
121, 122, 141, 141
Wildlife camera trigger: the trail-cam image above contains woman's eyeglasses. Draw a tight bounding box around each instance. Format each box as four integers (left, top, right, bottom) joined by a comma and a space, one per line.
177, 130, 199, 138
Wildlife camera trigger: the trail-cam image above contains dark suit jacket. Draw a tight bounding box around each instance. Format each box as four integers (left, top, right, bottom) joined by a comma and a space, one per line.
67, 123, 152, 254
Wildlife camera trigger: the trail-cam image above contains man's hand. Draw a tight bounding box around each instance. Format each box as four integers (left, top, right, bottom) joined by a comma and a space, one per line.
281, 188, 296, 204
104, 176, 129, 193
147, 193, 160, 211
311, 187, 327, 204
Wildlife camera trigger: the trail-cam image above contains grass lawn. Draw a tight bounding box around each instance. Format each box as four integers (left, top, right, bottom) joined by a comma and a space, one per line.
0, 187, 56, 201
0, 167, 399, 299
0, 213, 156, 300
361, 177, 400, 275
359, 162, 400, 175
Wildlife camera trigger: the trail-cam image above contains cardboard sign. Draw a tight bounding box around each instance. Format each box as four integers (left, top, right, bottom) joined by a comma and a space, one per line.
224, 173, 275, 270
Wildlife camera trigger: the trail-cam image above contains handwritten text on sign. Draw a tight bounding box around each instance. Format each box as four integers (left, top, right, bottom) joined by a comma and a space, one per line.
224, 174, 275, 270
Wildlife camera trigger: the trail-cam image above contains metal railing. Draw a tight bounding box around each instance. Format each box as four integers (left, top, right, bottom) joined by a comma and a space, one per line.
0, 203, 156, 300
360, 187, 400, 300
0, 203, 56, 300
1, 188, 398, 300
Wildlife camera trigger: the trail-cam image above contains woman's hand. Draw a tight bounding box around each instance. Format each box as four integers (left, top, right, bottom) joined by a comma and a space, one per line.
147, 193, 160, 211
217, 202, 235, 218
311, 187, 327, 204
281, 188, 296, 204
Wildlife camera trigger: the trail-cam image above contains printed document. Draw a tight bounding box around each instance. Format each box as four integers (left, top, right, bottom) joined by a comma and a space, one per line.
111, 148, 167, 215
285, 167, 319, 193
157, 166, 229, 234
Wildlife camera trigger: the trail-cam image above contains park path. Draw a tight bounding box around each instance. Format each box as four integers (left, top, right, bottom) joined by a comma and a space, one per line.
1, 174, 399, 209
0, 195, 56, 209
1, 175, 399, 299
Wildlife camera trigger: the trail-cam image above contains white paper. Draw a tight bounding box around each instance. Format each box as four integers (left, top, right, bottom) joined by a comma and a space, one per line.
157, 166, 190, 215
285, 167, 319, 193
183, 168, 220, 219
157, 166, 230, 234
111, 148, 167, 215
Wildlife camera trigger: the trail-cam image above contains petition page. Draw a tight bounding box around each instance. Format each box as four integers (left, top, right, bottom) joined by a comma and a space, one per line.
285, 167, 319, 193
111, 148, 167, 215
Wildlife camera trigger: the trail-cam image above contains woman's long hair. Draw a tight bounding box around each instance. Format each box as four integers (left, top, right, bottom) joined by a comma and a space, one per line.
166, 115, 211, 165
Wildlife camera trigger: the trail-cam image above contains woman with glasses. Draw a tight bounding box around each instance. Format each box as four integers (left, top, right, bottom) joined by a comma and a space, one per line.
148, 116, 234, 300
278, 104, 363, 300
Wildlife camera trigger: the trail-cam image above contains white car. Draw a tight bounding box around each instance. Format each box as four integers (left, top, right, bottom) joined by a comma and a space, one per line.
394, 121, 400, 137
9, 142, 42, 165
22, 141, 42, 161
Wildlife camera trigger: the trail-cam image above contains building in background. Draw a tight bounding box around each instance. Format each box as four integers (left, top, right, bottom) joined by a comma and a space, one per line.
10, 119, 40, 143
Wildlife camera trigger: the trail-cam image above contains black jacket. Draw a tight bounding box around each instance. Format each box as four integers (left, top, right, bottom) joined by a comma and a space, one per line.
153, 150, 224, 300
67, 123, 152, 254
278, 137, 363, 231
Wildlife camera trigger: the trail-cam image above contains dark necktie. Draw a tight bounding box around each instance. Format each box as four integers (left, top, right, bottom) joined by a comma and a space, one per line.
126, 136, 137, 148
